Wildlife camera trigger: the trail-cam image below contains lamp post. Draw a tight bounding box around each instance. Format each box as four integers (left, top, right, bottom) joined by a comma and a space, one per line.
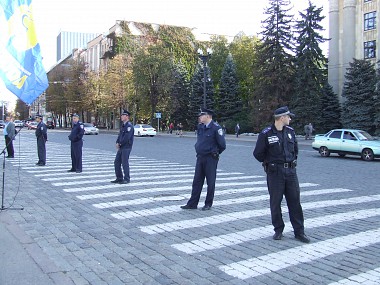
197, 48, 212, 108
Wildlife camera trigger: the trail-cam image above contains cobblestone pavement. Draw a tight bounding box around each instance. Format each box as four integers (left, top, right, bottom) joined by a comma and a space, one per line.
2, 132, 380, 285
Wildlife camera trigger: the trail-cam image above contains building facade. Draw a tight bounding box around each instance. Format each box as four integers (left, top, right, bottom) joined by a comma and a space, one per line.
57, 31, 99, 62
329, 0, 379, 97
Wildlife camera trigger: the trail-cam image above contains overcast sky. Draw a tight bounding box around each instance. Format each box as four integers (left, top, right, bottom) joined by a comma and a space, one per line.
1, 0, 329, 107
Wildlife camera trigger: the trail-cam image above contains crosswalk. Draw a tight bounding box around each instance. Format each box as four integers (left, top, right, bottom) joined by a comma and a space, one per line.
9, 135, 380, 284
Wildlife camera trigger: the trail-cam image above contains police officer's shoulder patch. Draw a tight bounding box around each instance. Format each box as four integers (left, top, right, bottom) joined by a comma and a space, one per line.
213, 122, 220, 127
80, 124, 84, 129
285, 126, 294, 131
218, 128, 223, 136
262, 127, 271, 134
127, 127, 131, 132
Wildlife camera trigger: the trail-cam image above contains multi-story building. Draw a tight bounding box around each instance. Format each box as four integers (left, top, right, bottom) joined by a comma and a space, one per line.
329, 0, 379, 98
57, 31, 99, 62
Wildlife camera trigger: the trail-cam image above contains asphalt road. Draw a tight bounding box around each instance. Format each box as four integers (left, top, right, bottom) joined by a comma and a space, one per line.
1, 128, 380, 285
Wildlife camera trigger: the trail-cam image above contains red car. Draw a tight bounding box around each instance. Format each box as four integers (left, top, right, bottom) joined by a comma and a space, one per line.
28, 122, 38, 130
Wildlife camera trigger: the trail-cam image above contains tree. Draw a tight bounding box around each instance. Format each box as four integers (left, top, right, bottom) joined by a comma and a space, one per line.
292, 1, 328, 132
14, 99, 29, 120
218, 54, 241, 122
341, 59, 376, 132
252, 0, 295, 130
320, 82, 342, 132
373, 61, 380, 135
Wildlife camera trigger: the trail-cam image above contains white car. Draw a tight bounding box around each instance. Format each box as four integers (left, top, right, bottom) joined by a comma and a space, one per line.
83, 123, 99, 135
134, 124, 156, 137
14, 120, 23, 127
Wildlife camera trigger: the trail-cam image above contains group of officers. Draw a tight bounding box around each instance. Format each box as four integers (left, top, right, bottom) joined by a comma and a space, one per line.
20, 105, 310, 244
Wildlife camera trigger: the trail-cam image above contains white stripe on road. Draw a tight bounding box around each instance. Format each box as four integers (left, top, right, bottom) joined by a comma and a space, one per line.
172, 208, 380, 254
219, 228, 380, 280
42, 172, 243, 182
78, 183, 318, 201
65, 180, 266, 193
138, 194, 380, 234
97, 188, 349, 210
328, 267, 380, 285
53, 175, 263, 187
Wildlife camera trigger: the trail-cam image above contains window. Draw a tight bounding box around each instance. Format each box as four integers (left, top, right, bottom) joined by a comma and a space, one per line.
364, 41, 376, 59
329, 131, 342, 139
364, 0, 372, 2
364, 12, 376, 31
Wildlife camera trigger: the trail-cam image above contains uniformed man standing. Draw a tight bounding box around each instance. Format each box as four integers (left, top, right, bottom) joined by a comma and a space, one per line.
68, 114, 84, 173
111, 110, 134, 184
181, 108, 226, 211
253, 106, 310, 243
35, 114, 47, 166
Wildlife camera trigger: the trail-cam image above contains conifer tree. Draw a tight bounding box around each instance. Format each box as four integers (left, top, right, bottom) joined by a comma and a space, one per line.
341, 59, 376, 131
218, 54, 241, 122
320, 82, 342, 132
252, 0, 295, 130
292, 1, 328, 132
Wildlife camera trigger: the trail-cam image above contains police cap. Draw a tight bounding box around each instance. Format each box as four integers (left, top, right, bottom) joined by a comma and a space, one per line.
71, 113, 80, 118
274, 106, 295, 118
35, 114, 43, 119
121, 110, 131, 116
198, 108, 214, 117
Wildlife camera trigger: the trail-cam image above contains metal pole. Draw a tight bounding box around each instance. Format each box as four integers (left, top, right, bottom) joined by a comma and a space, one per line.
203, 60, 207, 108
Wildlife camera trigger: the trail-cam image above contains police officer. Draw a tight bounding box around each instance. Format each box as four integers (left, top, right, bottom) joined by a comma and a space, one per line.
35, 114, 47, 166
111, 110, 134, 184
253, 106, 310, 243
68, 113, 84, 173
181, 108, 226, 211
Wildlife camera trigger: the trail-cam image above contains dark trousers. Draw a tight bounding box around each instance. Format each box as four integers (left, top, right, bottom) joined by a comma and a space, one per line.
70, 140, 83, 171
187, 155, 219, 207
114, 147, 131, 181
266, 165, 305, 235
37, 137, 46, 164
4, 135, 14, 157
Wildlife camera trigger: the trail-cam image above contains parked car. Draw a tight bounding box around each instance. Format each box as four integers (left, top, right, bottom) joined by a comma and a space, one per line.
134, 124, 156, 137
14, 120, 24, 128
83, 123, 99, 135
0, 120, 4, 128
312, 129, 380, 161
46, 121, 55, 129
28, 122, 38, 130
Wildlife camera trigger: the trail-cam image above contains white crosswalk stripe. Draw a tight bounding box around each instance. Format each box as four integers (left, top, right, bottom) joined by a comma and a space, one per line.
11, 136, 380, 284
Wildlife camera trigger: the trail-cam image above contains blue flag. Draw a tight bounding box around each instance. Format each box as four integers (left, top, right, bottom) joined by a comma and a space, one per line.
0, 0, 48, 105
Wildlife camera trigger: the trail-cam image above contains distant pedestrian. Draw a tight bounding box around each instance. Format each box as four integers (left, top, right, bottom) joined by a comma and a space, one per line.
181, 108, 226, 211
253, 106, 310, 243
111, 110, 134, 184
3, 115, 15, 158
169, 122, 174, 134
67, 114, 84, 173
304, 123, 313, 140
35, 114, 47, 166
235, 123, 240, 138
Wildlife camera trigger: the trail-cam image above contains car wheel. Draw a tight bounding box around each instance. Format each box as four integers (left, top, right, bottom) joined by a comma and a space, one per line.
319, 146, 330, 157
338, 153, 346, 157
150, 135, 154, 137
361, 148, 374, 161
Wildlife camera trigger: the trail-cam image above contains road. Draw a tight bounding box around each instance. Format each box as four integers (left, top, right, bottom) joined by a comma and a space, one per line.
1, 128, 380, 285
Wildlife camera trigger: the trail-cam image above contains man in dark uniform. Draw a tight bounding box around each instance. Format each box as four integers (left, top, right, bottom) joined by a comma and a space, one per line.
253, 106, 310, 243
181, 108, 226, 211
35, 114, 47, 166
68, 113, 84, 173
111, 110, 134, 184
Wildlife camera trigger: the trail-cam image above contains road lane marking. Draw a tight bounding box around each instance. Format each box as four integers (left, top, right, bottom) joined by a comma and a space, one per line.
328, 267, 380, 285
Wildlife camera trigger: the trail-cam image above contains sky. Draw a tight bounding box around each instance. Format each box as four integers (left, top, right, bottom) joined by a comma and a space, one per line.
1, 0, 329, 109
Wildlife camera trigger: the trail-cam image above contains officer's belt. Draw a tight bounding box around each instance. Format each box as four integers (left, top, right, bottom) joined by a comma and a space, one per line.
277, 161, 296, 168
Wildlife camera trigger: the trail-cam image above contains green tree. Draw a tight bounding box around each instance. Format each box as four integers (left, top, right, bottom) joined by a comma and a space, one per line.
208, 35, 230, 90
292, 1, 328, 132
14, 99, 29, 120
320, 82, 342, 132
373, 61, 380, 135
341, 59, 376, 132
252, 0, 295, 130
218, 54, 241, 122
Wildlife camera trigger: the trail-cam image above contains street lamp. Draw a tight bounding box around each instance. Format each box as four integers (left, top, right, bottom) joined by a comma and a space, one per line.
197, 48, 213, 108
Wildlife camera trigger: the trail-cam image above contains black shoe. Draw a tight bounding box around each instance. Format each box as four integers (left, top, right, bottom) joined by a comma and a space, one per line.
202, 205, 211, 211
295, 233, 310, 243
6, 156, 14, 158
36, 163, 45, 166
119, 180, 129, 184
180, 205, 197, 210
273, 232, 283, 240
111, 179, 123, 183
67, 169, 76, 172
75, 170, 82, 173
